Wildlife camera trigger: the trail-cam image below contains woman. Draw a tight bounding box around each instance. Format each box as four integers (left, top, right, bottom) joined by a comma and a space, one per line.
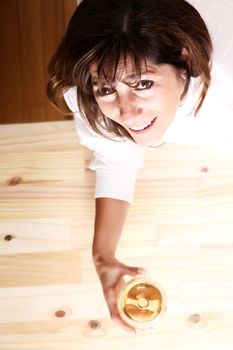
47, 0, 233, 333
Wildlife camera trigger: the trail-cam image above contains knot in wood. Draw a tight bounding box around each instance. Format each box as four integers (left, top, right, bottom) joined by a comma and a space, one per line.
200, 167, 209, 173
189, 313, 201, 323
8, 176, 22, 186
55, 310, 66, 318
4, 234, 14, 241
88, 320, 101, 329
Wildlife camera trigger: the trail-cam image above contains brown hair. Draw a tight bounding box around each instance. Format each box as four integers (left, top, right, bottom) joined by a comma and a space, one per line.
47, 0, 213, 141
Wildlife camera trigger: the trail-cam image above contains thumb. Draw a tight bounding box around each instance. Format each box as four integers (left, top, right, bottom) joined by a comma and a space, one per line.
123, 265, 147, 276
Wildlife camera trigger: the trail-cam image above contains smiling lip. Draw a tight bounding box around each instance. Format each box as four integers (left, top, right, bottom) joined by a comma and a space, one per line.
128, 117, 157, 134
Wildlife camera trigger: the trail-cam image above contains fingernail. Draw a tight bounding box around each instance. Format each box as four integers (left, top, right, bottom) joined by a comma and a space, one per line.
128, 328, 135, 334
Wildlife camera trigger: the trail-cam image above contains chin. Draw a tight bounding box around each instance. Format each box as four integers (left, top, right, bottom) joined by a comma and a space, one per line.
136, 135, 163, 147
135, 139, 155, 147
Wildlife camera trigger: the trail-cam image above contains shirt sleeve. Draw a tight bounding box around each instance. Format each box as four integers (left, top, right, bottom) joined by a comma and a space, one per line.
63, 87, 146, 203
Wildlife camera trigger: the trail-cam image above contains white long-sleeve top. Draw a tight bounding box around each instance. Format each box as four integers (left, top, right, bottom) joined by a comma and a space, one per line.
63, 0, 233, 203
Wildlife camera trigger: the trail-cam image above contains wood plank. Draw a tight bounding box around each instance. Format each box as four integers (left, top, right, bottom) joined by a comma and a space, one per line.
0, 0, 22, 123
41, 0, 69, 122
0, 250, 82, 287
18, 0, 45, 121
63, 0, 78, 28
0, 218, 72, 255
0, 120, 81, 152
23, 104, 47, 123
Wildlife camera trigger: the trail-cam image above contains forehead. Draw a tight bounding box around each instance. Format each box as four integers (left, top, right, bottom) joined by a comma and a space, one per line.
90, 58, 157, 82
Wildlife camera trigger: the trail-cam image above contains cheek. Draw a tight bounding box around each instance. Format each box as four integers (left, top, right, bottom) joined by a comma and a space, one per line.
95, 98, 104, 113
95, 99, 116, 120
157, 88, 181, 117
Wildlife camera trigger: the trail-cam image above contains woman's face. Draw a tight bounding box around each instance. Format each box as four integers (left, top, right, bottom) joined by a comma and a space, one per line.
91, 60, 186, 146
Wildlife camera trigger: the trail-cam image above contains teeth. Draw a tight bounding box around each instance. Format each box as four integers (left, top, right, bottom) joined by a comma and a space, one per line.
130, 121, 152, 131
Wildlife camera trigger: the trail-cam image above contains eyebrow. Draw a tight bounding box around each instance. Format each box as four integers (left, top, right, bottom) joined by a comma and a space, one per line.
91, 68, 157, 87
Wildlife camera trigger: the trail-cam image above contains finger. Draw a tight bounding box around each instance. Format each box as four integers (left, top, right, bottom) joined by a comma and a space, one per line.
106, 288, 136, 333
111, 313, 136, 334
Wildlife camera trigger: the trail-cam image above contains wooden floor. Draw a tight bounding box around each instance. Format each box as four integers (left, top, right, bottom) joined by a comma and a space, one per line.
0, 120, 233, 349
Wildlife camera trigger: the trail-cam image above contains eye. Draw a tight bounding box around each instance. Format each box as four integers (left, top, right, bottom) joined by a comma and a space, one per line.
94, 86, 116, 97
135, 80, 154, 90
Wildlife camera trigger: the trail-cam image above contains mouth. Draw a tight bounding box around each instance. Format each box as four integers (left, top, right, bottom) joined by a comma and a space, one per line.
128, 117, 157, 134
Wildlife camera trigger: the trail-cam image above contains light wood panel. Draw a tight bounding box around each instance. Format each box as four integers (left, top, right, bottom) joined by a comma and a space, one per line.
0, 120, 233, 349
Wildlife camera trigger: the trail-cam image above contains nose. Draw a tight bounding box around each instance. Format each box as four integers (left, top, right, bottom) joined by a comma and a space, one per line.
118, 93, 142, 124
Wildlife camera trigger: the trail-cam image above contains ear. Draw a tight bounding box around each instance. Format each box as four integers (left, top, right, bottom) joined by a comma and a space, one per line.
180, 47, 190, 62
181, 47, 199, 77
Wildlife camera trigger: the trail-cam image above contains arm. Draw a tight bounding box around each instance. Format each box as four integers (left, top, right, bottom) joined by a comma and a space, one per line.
92, 197, 146, 333
92, 197, 130, 262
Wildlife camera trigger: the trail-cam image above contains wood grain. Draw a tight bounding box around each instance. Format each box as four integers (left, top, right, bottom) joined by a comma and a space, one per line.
0, 0, 22, 124
0, 0, 77, 124
0, 120, 233, 349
